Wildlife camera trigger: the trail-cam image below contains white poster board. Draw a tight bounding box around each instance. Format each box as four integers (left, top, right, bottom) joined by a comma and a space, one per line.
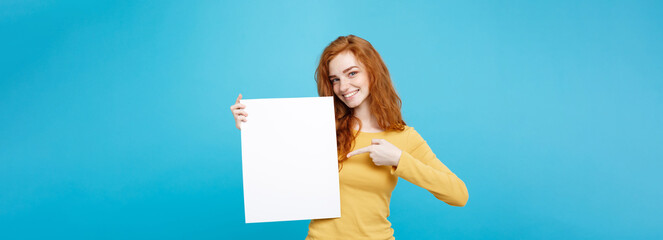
239, 96, 340, 223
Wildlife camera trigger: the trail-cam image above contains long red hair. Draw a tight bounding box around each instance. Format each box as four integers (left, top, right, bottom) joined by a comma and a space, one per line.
315, 35, 406, 171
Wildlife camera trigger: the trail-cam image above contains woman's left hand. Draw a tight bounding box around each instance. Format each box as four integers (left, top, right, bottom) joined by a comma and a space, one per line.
347, 139, 402, 167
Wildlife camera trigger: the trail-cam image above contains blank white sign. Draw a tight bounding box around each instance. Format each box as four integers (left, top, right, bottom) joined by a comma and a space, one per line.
239, 96, 340, 223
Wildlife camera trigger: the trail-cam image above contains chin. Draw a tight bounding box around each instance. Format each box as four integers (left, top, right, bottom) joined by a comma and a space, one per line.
345, 99, 364, 109
339, 100, 354, 108
338, 94, 365, 109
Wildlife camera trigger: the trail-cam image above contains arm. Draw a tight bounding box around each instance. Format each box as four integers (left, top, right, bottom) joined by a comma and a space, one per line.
390, 128, 469, 207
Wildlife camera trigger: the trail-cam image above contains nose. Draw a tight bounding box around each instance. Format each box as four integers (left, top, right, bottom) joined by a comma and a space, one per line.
339, 77, 351, 92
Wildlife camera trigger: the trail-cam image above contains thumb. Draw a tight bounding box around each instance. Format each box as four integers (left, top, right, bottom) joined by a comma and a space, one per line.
236, 93, 242, 104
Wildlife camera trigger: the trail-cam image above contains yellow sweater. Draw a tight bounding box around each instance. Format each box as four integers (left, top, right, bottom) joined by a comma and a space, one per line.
305, 126, 469, 240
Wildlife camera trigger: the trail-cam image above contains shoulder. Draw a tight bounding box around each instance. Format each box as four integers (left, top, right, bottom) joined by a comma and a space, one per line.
390, 125, 414, 139
399, 125, 414, 134
401, 125, 421, 136
401, 126, 426, 148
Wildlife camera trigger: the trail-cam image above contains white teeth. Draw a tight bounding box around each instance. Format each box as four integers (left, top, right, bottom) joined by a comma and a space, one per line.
344, 89, 359, 98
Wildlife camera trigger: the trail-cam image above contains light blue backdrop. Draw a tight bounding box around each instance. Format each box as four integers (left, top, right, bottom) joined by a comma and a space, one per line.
1, 1, 661, 239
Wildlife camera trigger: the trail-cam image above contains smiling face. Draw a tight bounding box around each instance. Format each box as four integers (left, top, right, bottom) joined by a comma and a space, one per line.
328, 51, 370, 109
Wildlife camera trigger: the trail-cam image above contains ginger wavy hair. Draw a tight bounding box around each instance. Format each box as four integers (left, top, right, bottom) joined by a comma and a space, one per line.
315, 35, 406, 171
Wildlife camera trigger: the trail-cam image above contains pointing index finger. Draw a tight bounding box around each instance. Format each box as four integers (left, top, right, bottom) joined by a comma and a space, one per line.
347, 145, 373, 158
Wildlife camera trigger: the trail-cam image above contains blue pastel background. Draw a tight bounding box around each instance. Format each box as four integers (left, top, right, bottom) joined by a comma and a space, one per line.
2, 1, 662, 239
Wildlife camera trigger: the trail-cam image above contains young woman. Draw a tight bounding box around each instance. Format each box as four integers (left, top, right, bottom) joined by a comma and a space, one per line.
230, 35, 469, 240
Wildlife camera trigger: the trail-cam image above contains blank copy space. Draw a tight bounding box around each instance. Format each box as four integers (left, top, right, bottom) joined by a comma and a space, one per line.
240, 97, 340, 223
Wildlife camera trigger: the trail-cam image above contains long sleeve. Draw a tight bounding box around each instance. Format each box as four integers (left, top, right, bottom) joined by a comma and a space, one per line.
307, 127, 466, 239
389, 127, 469, 207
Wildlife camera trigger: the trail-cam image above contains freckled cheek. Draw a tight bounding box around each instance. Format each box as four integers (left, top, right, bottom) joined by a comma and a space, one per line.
333, 88, 343, 100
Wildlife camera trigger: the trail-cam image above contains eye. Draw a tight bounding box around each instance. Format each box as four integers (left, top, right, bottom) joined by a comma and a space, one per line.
330, 78, 339, 83
349, 71, 357, 77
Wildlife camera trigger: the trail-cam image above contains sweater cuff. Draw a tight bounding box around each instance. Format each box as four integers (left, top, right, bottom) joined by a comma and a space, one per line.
390, 150, 413, 176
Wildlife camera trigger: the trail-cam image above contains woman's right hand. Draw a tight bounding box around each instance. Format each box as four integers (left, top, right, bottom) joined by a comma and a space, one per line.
230, 93, 248, 130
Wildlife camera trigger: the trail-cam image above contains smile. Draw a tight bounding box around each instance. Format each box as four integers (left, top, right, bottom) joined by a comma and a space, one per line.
344, 89, 359, 98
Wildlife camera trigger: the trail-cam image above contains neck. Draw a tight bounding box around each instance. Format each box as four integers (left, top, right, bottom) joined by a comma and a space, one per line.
352, 99, 381, 131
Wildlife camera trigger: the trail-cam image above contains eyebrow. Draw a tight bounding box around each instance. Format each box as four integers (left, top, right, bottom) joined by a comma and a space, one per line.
329, 66, 359, 79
